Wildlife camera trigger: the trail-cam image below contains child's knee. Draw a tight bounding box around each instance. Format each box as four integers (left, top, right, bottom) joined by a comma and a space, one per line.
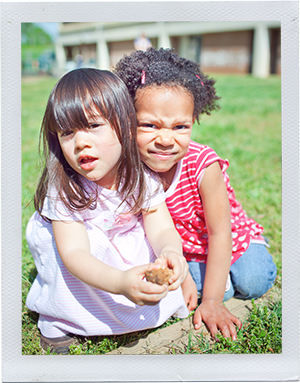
230, 244, 277, 299
233, 270, 276, 300
223, 286, 235, 301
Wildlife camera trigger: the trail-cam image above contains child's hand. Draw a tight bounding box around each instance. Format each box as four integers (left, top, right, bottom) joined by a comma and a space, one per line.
155, 251, 189, 291
181, 272, 198, 312
119, 263, 168, 306
193, 300, 242, 340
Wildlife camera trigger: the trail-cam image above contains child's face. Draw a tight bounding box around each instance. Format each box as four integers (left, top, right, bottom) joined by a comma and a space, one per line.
136, 86, 194, 180
58, 113, 122, 189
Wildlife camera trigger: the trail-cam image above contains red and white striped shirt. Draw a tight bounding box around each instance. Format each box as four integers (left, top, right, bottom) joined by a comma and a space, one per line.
165, 141, 265, 265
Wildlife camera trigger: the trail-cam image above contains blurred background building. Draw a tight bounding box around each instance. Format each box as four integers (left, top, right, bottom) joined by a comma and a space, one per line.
22, 21, 281, 78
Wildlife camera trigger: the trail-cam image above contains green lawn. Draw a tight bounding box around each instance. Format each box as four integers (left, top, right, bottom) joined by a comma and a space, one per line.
22, 73, 282, 354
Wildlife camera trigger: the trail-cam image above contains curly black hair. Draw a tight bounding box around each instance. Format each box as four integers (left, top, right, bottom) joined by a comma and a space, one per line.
114, 47, 220, 122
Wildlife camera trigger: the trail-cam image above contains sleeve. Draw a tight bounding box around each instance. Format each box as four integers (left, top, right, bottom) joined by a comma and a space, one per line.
41, 187, 85, 222
195, 145, 229, 188
142, 171, 166, 209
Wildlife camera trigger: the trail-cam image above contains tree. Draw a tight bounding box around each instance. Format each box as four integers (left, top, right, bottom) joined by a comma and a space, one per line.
21, 23, 53, 46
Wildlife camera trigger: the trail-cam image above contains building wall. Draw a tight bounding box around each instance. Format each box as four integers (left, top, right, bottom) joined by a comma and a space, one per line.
106, 31, 259, 75
200, 30, 253, 74
270, 28, 281, 75
55, 22, 281, 77
65, 43, 97, 63
108, 40, 135, 68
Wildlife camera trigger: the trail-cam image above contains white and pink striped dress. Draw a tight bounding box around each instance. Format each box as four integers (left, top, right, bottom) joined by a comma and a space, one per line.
26, 173, 189, 338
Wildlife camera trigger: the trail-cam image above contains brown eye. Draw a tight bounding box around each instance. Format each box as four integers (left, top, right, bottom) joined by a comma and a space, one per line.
89, 124, 101, 129
59, 130, 73, 137
174, 125, 188, 130
140, 124, 157, 129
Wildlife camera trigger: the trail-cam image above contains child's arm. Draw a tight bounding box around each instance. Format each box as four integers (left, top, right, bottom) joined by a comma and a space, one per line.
142, 202, 189, 291
52, 220, 169, 306
193, 162, 242, 339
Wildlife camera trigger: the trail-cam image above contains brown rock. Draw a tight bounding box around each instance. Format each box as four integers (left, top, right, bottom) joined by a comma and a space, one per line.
145, 268, 173, 285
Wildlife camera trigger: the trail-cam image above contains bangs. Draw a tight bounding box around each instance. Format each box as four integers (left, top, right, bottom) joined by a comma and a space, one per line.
48, 70, 110, 134
37, 68, 146, 218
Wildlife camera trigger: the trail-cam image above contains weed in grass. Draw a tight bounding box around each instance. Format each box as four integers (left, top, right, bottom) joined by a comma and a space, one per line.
69, 330, 153, 355
69, 338, 118, 355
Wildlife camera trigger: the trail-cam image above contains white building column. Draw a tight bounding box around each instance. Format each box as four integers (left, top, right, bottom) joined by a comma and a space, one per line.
252, 23, 270, 78
179, 36, 190, 58
96, 25, 110, 70
54, 42, 67, 73
157, 22, 172, 49
96, 39, 110, 70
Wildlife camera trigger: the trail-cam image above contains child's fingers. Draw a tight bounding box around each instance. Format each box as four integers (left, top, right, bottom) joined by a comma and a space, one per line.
168, 263, 186, 286
227, 314, 242, 339
167, 279, 181, 291
225, 321, 238, 341
168, 264, 188, 289
135, 262, 163, 276
232, 314, 242, 330
193, 307, 203, 330
208, 323, 219, 338
214, 320, 231, 339
136, 267, 169, 293
153, 258, 168, 269
187, 293, 198, 312
168, 264, 179, 280
204, 315, 240, 340
125, 264, 169, 305
140, 289, 169, 305
137, 281, 168, 305
215, 317, 239, 340
167, 256, 188, 284
164, 258, 180, 282
142, 280, 168, 294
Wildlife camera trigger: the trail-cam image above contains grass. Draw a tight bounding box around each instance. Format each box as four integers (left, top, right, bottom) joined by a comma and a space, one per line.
170, 295, 282, 354
22, 73, 281, 355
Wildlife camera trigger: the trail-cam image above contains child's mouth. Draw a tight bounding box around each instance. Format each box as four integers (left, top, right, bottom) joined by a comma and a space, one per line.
150, 151, 175, 160
79, 156, 98, 170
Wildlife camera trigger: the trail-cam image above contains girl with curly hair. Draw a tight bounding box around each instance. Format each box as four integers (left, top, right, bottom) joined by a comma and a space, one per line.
115, 47, 277, 341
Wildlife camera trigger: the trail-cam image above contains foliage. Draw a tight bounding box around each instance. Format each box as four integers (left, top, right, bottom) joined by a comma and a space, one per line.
22, 23, 53, 46
21, 23, 55, 74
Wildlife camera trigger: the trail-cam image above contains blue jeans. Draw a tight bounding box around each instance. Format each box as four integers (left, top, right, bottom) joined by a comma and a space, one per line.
188, 243, 277, 302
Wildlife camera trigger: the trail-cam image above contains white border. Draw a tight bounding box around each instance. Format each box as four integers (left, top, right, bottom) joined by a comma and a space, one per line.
1, 1, 299, 382
1, 0, 299, 2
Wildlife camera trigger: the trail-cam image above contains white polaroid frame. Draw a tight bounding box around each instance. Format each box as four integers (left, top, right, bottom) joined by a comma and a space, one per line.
1, 1, 299, 382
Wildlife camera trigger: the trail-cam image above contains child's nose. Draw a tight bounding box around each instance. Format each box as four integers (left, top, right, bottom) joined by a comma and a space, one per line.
74, 130, 92, 150
156, 129, 174, 146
